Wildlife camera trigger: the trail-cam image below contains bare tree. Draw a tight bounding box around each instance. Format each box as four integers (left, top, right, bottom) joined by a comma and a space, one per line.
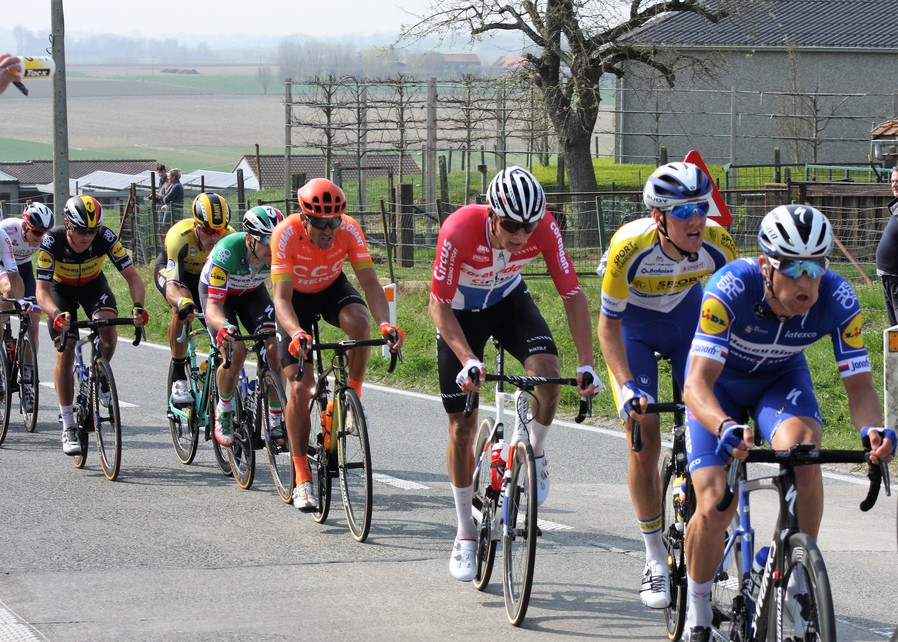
400, 0, 728, 218
257, 65, 272, 95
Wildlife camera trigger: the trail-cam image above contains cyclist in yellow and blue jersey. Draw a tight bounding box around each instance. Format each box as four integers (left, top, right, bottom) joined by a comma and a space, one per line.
35, 195, 148, 456
597, 162, 736, 609
154, 192, 235, 406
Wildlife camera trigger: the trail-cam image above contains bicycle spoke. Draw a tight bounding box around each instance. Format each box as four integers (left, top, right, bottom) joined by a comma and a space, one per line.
472, 418, 498, 591
338, 389, 372, 542
263, 368, 294, 503
93, 357, 122, 481
503, 440, 537, 627
227, 384, 255, 489
307, 391, 331, 523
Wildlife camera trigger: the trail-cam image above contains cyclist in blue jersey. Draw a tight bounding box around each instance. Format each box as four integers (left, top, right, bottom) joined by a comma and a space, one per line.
680, 204, 896, 642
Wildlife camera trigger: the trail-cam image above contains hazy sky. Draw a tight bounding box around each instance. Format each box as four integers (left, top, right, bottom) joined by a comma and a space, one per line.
16, 0, 435, 38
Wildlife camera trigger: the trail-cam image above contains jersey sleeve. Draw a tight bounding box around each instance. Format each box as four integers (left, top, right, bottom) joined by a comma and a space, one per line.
270, 218, 297, 284
35, 234, 56, 282
103, 228, 133, 272
689, 272, 735, 366
828, 277, 871, 378
600, 221, 654, 320
204, 245, 230, 302
704, 224, 738, 269
343, 216, 375, 272
430, 218, 465, 305
535, 212, 581, 300
0, 229, 18, 276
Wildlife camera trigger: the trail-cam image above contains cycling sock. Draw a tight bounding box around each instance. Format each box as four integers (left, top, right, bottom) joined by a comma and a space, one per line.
451, 483, 476, 540
348, 377, 363, 398
293, 455, 312, 484
529, 420, 550, 457
638, 513, 667, 562
60, 404, 75, 429
172, 357, 189, 381
684, 575, 713, 629
217, 393, 233, 414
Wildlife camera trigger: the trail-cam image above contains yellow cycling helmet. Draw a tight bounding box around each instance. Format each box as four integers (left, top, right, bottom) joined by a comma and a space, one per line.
192, 192, 230, 230
64, 195, 103, 229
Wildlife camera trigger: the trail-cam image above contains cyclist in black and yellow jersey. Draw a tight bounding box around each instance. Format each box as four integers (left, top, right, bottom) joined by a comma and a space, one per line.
154, 192, 234, 405
35, 195, 148, 456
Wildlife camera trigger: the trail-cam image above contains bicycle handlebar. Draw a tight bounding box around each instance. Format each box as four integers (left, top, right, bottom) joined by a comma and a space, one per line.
57, 317, 145, 352
630, 401, 687, 453
462, 370, 594, 422
0, 296, 37, 316
294, 336, 400, 380
175, 313, 206, 344
221, 328, 276, 370
715, 443, 890, 512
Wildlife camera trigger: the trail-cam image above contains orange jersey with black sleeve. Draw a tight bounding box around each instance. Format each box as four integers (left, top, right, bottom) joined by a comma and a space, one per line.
270, 214, 374, 293
36, 225, 132, 287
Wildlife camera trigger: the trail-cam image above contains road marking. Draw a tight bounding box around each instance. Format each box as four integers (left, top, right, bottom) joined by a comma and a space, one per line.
39, 381, 137, 408
372, 473, 429, 490
472, 507, 573, 532
0, 598, 45, 641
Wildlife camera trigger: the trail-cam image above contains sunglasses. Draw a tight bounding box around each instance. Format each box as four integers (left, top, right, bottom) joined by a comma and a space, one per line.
497, 218, 539, 234
767, 256, 828, 279
305, 215, 342, 230
198, 226, 225, 236
255, 236, 270, 246
664, 201, 710, 221
70, 226, 98, 237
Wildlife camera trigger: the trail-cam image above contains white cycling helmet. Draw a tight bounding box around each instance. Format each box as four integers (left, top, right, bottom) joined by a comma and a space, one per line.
643, 162, 713, 210
758, 203, 833, 258
23, 202, 54, 230
486, 166, 546, 223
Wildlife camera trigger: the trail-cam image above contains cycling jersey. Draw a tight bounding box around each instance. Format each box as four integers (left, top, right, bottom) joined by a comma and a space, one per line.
270, 213, 374, 294
600, 217, 736, 320
157, 218, 236, 288
0, 226, 18, 280
430, 204, 580, 311
200, 232, 270, 302
690, 258, 869, 376
36, 225, 131, 287
0, 218, 39, 265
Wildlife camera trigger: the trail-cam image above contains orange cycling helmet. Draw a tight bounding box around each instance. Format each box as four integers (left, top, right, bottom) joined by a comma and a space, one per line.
297, 178, 346, 218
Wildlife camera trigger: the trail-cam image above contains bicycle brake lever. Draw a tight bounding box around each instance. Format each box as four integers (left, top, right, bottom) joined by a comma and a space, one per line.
715, 460, 741, 512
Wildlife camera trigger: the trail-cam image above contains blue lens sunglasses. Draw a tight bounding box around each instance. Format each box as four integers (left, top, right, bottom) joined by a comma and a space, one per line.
767, 256, 828, 279
665, 201, 710, 221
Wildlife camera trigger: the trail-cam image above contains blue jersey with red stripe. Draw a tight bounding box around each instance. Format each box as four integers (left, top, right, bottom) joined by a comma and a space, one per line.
690, 257, 870, 377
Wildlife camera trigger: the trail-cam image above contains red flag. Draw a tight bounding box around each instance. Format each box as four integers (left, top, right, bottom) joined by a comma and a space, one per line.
684, 149, 732, 226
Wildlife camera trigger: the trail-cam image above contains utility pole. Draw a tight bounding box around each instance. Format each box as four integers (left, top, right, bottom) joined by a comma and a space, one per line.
51, 0, 69, 223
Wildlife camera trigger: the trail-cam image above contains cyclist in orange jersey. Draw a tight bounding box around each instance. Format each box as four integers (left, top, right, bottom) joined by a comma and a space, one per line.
271, 178, 404, 511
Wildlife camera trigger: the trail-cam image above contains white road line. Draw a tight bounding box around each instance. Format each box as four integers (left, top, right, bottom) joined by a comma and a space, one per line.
0, 598, 46, 641
472, 507, 573, 532
372, 473, 429, 490
39, 382, 137, 408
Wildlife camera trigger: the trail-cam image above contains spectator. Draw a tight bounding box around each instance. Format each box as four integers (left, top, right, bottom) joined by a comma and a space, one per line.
875, 165, 898, 326
151, 163, 168, 203
0, 54, 23, 96
157, 168, 184, 232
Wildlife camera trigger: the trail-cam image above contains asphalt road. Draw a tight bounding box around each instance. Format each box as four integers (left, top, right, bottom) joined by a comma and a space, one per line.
0, 332, 895, 641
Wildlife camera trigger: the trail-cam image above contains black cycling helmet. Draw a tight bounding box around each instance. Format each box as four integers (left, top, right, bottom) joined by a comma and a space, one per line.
63, 195, 102, 229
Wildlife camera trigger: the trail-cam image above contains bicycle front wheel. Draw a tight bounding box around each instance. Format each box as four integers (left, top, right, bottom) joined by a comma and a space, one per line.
710, 515, 745, 641
660, 449, 688, 641
207, 395, 233, 477
262, 369, 294, 503
308, 391, 331, 523
766, 532, 836, 642
503, 439, 537, 627
18, 329, 39, 433
0, 348, 10, 446
227, 384, 254, 489
167, 361, 199, 464
93, 356, 122, 481
72, 393, 91, 470
337, 388, 372, 542
472, 417, 498, 591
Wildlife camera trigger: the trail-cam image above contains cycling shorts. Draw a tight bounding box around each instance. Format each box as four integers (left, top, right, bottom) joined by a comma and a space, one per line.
437, 280, 557, 414
275, 272, 366, 368
46, 274, 117, 343
606, 287, 700, 412
685, 359, 821, 473
199, 282, 274, 344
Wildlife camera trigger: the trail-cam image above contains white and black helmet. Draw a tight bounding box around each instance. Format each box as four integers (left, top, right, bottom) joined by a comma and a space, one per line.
643, 162, 713, 210
758, 203, 833, 258
22, 202, 54, 230
243, 205, 284, 239
486, 166, 546, 224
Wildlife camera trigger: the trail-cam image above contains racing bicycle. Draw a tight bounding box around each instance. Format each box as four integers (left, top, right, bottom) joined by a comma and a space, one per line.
467, 341, 592, 626
0, 297, 39, 440
59, 316, 145, 481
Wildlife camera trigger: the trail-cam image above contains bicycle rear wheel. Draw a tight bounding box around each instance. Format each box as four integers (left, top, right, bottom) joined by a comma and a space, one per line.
308, 391, 331, 523
472, 417, 498, 591
167, 361, 199, 464
262, 370, 294, 503
227, 384, 254, 489
0, 349, 10, 446
92, 356, 122, 481
503, 439, 537, 627
766, 532, 836, 642
710, 515, 746, 640
72, 395, 90, 470
18, 329, 39, 433
337, 388, 372, 542
660, 449, 688, 641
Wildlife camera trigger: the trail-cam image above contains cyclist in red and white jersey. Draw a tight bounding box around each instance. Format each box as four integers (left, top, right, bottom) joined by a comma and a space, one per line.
429, 166, 600, 582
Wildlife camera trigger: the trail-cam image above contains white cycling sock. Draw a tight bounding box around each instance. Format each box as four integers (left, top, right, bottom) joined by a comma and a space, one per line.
60, 404, 75, 429
638, 513, 667, 563
451, 483, 476, 540
684, 575, 713, 630
529, 420, 550, 457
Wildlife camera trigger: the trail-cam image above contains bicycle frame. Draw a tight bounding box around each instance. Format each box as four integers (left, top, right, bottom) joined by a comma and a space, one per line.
169, 316, 217, 430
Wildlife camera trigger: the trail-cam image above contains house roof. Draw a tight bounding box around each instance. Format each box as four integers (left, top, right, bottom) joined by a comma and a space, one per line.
0, 160, 158, 186
237, 154, 421, 191
493, 56, 526, 71
626, 0, 898, 49
871, 119, 898, 138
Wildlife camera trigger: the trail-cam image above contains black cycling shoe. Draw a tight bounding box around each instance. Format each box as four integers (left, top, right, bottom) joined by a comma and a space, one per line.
688, 626, 711, 642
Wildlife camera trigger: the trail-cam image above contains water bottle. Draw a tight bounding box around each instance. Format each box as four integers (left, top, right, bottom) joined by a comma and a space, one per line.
490, 442, 509, 491
750, 545, 770, 598
321, 399, 334, 449
672, 475, 687, 526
